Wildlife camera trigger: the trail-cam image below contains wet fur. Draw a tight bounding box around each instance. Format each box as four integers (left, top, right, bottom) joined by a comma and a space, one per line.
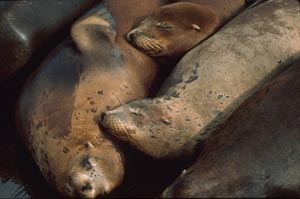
163, 59, 300, 197
101, 0, 300, 159
15, 1, 166, 197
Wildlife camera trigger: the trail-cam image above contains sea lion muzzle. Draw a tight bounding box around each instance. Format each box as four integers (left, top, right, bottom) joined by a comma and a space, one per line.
127, 30, 136, 42
126, 29, 147, 43
67, 155, 113, 198
126, 29, 169, 57
100, 111, 137, 142
100, 111, 129, 135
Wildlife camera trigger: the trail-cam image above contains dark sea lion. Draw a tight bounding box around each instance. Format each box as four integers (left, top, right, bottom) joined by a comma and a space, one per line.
0, 1, 98, 82
126, 1, 246, 60
15, 0, 164, 197
162, 58, 300, 198
100, 0, 300, 159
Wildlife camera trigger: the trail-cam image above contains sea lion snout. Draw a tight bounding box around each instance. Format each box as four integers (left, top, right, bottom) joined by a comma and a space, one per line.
100, 110, 138, 141
67, 156, 114, 198
127, 29, 136, 42
126, 29, 148, 43
67, 171, 98, 198
126, 27, 170, 57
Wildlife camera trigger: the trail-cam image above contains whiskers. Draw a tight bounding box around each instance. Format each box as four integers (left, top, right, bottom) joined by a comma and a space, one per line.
134, 35, 169, 57
101, 115, 132, 141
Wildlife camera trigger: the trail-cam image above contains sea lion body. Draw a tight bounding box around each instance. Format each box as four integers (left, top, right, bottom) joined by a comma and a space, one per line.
163, 58, 300, 198
126, 1, 246, 60
0, 1, 98, 81
16, 1, 163, 197
101, 0, 300, 158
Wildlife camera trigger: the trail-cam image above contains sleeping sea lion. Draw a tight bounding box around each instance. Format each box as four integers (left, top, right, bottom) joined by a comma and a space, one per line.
126, 1, 246, 60
162, 58, 300, 198
100, 0, 300, 159
16, 1, 164, 197
0, 1, 98, 81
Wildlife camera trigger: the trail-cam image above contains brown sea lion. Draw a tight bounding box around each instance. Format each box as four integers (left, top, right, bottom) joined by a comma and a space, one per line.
0, 1, 98, 82
126, 1, 246, 60
15, 0, 164, 197
162, 58, 300, 198
100, 0, 300, 159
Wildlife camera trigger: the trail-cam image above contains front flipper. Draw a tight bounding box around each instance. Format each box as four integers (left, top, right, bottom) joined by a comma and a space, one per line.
71, 3, 117, 53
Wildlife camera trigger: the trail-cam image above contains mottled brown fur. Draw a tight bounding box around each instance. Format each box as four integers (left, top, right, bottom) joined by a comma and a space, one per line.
15, 1, 167, 197
163, 58, 300, 198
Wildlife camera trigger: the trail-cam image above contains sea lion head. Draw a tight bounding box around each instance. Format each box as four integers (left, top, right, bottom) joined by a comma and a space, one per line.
65, 143, 124, 198
100, 98, 175, 158
126, 2, 219, 59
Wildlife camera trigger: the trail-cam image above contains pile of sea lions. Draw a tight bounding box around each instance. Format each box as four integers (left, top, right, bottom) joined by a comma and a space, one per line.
1, 0, 300, 198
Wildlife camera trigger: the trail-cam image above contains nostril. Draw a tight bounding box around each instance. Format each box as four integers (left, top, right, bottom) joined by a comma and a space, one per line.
100, 112, 106, 122
130, 32, 135, 41
81, 182, 93, 192
127, 31, 135, 42
81, 156, 92, 171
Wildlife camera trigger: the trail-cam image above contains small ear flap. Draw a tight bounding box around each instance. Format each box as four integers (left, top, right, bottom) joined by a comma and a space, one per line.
192, 24, 201, 32
85, 141, 94, 148
161, 116, 171, 125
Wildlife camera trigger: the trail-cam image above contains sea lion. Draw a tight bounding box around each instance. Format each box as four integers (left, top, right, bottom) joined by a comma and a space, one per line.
100, 0, 300, 159
16, 1, 164, 197
162, 58, 300, 198
0, 1, 98, 82
126, 1, 246, 60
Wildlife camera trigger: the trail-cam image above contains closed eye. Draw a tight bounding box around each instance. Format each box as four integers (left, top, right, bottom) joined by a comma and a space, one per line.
130, 109, 144, 117
157, 22, 173, 32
